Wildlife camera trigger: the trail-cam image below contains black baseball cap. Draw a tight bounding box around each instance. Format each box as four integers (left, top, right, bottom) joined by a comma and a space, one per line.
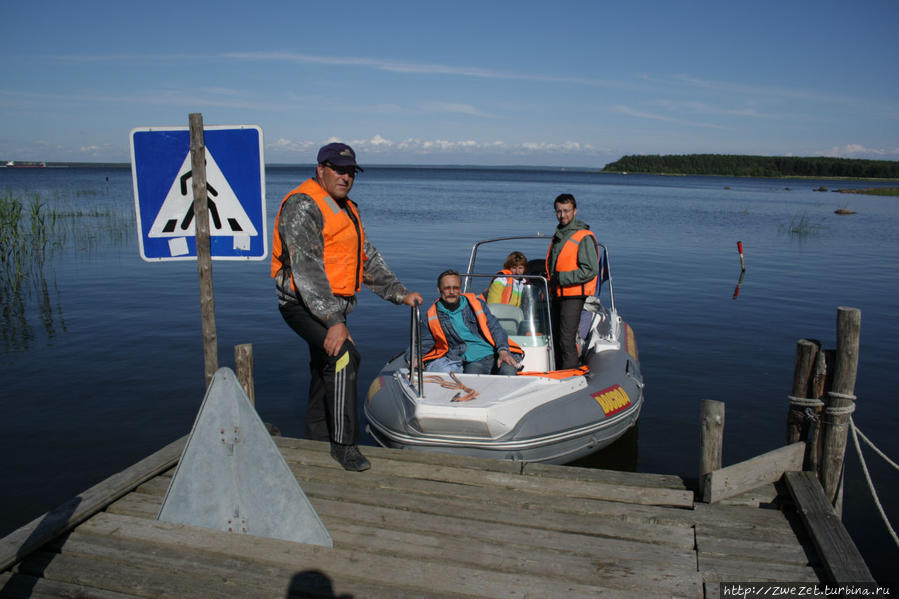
317, 142, 363, 171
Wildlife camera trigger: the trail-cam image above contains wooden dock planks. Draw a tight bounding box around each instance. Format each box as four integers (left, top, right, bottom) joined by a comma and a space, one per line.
1, 437, 840, 598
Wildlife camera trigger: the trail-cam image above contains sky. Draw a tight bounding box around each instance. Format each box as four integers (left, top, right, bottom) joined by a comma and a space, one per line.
1, 1, 898, 168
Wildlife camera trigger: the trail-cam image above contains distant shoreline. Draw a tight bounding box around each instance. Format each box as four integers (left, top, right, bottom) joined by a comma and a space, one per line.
3, 161, 898, 182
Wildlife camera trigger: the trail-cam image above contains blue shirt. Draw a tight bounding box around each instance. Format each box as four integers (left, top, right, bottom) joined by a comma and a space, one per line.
436, 296, 493, 363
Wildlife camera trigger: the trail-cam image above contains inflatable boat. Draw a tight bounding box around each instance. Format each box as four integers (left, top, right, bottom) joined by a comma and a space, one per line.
364, 235, 644, 464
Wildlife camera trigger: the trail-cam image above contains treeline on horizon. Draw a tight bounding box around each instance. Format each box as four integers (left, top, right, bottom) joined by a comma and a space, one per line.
602, 154, 899, 179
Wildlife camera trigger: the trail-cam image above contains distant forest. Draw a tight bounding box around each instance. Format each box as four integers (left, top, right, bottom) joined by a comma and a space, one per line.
602, 154, 899, 179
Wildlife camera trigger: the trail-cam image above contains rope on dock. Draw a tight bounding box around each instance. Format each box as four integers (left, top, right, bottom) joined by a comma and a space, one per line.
849, 416, 899, 549
788, 395, 824, 423
788, 395, 825, 408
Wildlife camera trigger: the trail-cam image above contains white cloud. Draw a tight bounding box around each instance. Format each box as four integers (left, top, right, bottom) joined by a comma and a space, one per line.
223, 52, 626, 87
421, 102, 493, 118
263, 135, 600, 158
612, 105, 728, 130
815, 144, 896, 158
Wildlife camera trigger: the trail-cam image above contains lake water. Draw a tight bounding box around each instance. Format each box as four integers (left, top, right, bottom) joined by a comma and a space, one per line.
2, 165, 897, 581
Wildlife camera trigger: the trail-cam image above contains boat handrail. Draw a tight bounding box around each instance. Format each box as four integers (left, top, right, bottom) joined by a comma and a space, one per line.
409, 302, 424, 398
464, 235, 615, 313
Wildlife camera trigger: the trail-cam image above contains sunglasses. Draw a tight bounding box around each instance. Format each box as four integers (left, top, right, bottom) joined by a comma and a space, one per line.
325, 163, 357, 177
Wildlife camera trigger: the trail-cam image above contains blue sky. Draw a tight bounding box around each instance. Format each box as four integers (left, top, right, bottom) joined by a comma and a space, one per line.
2, 1, 897, 167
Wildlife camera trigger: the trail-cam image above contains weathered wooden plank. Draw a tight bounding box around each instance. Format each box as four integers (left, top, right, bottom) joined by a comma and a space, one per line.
37, 534, 458, 599
695, 530, 814, 565
784, 471, 874, 583
279, 445, 695, 508
715, 482, 780, 507
311, 496, 698, 566
0, 436, 186, 572
0, 570, 141, 599
108, 485, 698, 573
698, 554, 824, 583
704, 442, 805, 503
522, 461, 688, 490
79, 513, 655, 599
694, 518, 811, 546
691, 502, 796, 530
302, 476, 696, 549
137, 459, 703, 535
320, 520, 702, 597
275, 436, 689, 489
15, 549, 254, 599
69, 517, 702, 598
113, 471, 698, 552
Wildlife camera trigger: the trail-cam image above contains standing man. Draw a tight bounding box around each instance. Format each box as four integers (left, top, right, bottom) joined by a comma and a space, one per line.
271, 143, 422, 471
545, 193, 599, 370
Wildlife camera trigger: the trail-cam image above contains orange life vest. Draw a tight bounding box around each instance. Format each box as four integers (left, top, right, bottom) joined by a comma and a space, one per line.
422, 293, 524, 363
494, 269, 517, 304
546, 229, 598, 298
270, 178, 365, 296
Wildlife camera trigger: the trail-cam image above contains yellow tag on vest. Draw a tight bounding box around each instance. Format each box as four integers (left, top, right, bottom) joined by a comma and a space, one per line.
335, 350, 349, 373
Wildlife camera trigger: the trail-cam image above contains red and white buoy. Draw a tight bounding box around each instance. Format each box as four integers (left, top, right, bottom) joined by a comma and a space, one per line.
737, 241, 746, 272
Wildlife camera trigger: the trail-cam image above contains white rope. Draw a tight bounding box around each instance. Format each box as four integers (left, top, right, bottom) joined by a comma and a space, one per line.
825, 403, 856, 416
788, 395, 825, 408
853, 422, 899, 471
849, 416, 899, 548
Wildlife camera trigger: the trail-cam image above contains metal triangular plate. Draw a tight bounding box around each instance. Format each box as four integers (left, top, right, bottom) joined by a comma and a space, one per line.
157, 367, 332, 547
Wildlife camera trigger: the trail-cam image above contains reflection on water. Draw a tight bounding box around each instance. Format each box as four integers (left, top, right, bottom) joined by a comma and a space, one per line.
0, 190, 132, 351
567, 422, 639, 472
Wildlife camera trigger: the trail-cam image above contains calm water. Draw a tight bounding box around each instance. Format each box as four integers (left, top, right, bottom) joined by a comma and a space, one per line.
2, 166, 897, 580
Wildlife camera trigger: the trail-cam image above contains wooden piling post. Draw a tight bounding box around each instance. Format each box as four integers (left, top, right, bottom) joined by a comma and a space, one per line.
235, 343, 255, 406
787, 338, 819, 445
189, 112, 218, 388
820, 307, 861, 512
699, 399, 725, 502
806, 350, 828, 474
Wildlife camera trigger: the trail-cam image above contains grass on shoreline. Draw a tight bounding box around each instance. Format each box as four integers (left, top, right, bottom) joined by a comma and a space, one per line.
834, 187, 899, 196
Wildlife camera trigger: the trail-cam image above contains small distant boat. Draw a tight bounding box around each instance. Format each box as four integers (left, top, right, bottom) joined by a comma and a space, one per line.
365, 235, 645, 465
4, 160, 46, 168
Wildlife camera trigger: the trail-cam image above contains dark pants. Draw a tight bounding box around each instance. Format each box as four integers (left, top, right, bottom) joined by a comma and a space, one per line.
464, 354, 519, 376
552, 296, 585, 370
280, 301, 361, 445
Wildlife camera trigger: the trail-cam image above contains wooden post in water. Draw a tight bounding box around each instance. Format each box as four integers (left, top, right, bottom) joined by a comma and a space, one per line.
235, 343, 255, 406
820, 307, 861, 513
787, 338, 819, 444
189, 112, 218, 387
806, 349, 829, 474
699, 399, 725, 502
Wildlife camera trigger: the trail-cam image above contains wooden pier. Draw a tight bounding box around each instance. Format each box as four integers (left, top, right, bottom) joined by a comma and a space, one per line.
0, 433, 871, 598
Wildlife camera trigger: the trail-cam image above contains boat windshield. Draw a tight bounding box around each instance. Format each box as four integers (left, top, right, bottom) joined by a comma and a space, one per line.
461, 272, 555, 372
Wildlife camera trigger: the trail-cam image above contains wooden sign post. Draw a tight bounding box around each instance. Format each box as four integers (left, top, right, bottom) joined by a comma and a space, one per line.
189, 113, 218, 387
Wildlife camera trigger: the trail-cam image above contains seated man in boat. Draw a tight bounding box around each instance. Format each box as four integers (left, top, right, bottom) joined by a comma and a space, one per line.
422, 269, 524, 375
484, 251, 527, 307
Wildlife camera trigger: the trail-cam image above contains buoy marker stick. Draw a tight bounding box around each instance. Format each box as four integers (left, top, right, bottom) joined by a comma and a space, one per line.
737, 241, 746, 272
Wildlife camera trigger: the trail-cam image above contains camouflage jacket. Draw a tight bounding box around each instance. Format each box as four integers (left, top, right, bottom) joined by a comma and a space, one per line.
274, 183, 409, 328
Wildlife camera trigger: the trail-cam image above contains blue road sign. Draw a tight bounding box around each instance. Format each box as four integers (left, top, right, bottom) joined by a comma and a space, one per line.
131, 125, 267, 261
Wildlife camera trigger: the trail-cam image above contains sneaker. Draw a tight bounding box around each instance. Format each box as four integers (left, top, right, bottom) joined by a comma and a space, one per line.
330, 443, 371, 472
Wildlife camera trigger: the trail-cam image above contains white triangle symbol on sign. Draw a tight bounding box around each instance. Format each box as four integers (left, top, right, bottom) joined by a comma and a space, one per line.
148, 149, 258, 238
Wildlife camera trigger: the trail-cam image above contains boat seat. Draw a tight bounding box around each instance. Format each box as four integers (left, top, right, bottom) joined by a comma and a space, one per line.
487, 303, 523, 336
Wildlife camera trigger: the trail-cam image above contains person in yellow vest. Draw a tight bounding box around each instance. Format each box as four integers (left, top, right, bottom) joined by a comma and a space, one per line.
271, 143, 422, 471
422, 270, 523, 375
485, 251, 527, 307
545, 193, 599, 370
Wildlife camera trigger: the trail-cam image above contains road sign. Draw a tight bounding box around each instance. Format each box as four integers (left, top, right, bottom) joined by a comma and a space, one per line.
131, 125, 267, 261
